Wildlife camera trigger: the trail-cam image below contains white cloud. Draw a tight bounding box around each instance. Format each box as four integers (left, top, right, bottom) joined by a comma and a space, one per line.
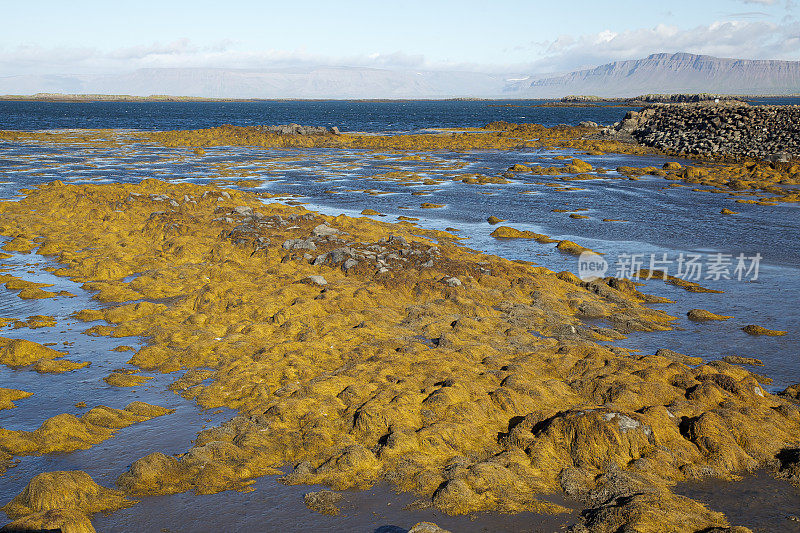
0, 18, 798, 79
525, 20, 800, 73
0, 40, 475, 77
742, 0, 777, 5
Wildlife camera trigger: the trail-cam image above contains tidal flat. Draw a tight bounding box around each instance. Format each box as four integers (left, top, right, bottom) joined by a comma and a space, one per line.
0, 122, 798, 533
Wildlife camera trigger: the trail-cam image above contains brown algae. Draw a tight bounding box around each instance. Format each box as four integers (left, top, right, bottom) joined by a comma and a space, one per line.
0, 179, 796, 531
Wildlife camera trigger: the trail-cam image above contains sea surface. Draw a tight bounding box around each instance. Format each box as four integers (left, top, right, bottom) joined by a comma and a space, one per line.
1, 96, 798, 132
0, 101, 798, 532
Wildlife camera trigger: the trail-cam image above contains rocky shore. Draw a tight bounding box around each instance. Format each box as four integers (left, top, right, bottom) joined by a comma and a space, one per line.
562, 94, 739, 104
613, 102, 799, 160
0, 178, 798, 533
255, 123, 341, 135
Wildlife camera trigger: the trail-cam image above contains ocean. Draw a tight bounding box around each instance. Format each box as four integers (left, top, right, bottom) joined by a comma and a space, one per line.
1, 97, 798, 132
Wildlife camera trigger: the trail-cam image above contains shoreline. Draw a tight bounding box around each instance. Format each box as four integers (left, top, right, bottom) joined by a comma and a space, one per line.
1, 93, 799, 103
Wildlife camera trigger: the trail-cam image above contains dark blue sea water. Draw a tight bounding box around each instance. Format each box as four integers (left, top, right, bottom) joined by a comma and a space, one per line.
0, 100, 630, 131
1, 97, 796, 132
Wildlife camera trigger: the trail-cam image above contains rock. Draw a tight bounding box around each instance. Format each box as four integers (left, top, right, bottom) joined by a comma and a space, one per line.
720, 208, 738, 215
566, 158, 593, 174
258, 124, 338, 135
576, 490, 731, 533
103, 371, 153, 387
304, 275, 328, 287
687, 309, 732, 321
721, 356, 764, 366
0, 338, 66, 367
303, 490, 343, 516
0, 508, 96, 533
328, 247, 353, 264
0, 403, 172, 460
1, 471, 133, 519
486, 216, 505, 224
342, 258, 358, 271
579, 121, 599, 128
774, 448, 800, 488
312, 224, 339, 237
742, 324, 787, 336
282, 238, 316, 251
360, 209, 381, 215
782, 383, 800, 400
444, 277, 462, 287
408, 522, 453, 533
490, 226, 556, 243
556, 240, 593, 255
655, 348, 702, 365
0, 387, 32, 410
765, 152, 791, 163
618, 102, 800, 160
386, 234, 408, 246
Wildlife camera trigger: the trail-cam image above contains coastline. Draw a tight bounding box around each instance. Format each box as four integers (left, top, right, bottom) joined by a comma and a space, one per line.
1, 93, 799, 103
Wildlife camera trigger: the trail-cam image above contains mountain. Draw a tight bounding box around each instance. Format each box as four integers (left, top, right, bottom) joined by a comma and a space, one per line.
0, 74, 88, 95
505, 53, 800, 98
0, 68, 509, 99
1, 53, 798, 99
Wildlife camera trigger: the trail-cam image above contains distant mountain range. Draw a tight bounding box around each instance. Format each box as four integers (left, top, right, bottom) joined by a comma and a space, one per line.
0, 68, 507, 100
506, 53, 800, 98
1, 53, 798, 99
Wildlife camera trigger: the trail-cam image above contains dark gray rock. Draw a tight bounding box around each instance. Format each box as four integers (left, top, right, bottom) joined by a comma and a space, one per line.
616, 102, 800, 160
258, 123, 340, 135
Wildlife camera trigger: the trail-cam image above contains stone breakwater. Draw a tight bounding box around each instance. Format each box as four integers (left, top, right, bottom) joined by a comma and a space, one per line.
562, 93, 738, 104
615, 102, 800, 160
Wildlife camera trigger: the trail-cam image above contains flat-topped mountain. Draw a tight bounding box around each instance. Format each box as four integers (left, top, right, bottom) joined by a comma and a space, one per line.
506, 53, 800, 98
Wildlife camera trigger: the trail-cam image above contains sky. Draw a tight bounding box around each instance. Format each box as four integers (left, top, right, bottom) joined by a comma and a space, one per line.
1, 0, 799, 77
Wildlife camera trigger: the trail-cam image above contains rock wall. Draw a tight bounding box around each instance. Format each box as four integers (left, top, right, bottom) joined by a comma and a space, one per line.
616, 103, 800, 160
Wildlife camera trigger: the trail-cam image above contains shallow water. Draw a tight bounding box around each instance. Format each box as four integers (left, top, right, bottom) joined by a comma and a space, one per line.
677, 470, 800, 533
0, 126, 798, 531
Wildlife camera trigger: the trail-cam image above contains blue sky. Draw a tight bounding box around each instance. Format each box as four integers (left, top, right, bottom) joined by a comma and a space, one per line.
2, 0, 798, 76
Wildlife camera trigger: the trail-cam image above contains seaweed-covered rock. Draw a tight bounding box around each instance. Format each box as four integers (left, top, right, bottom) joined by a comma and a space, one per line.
687, 309, 731, 321
0, 388, 32, 410
0, 338, 65, 367
303, 490, 343, 516
2, 471, 133, 519
741, 324, 787, 336
0, 508, 96, 533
